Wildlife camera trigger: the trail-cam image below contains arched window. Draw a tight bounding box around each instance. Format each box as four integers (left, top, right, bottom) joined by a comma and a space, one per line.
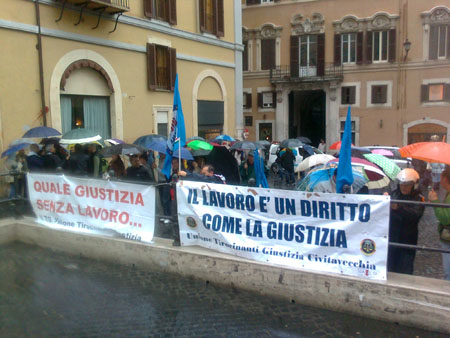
59, 60, 113, 139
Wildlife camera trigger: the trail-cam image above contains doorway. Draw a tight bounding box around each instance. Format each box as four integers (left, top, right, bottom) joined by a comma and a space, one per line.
288, 90, 326, 147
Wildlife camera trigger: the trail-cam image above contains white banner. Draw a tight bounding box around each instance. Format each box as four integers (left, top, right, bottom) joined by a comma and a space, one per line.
177, 181, 390, 280
27, 173, 155, 243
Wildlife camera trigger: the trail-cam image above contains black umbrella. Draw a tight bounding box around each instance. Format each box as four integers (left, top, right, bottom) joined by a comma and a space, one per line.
206, 147, 240, 185
280, 139, 303, 148
100, 144, 147, 157
230, 141, 257, 151
297, 136, 312, 144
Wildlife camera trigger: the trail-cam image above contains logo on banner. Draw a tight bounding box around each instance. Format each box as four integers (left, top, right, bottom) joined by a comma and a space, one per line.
360, 239, 376, 255
186, 217, 197, 228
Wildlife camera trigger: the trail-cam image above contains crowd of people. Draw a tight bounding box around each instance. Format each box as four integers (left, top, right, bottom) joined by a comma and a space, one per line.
3, 136, 450, 280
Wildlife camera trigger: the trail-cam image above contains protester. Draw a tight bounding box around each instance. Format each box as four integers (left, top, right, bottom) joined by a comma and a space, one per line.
87, 144, 103, 178
280, 147, 295, 185
155, 153, 172, 216
68, 144, 89, 176
179, 164, 225, 184
318, 139, 326, 153
108, 154, 126, 178
138, 152, 155, 182
42, 144, 62, 172
240, 152, 256, 186
6, 149, 28, 198
26, 144, 43, 172
126, 154, 152, 182
385, 168, 424, 275
428, 168, 450, 281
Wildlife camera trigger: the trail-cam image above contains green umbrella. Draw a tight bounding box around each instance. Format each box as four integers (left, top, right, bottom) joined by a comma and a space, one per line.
186, 139, 213, 151
60, 128, 102, 144
363, 153, 400, 181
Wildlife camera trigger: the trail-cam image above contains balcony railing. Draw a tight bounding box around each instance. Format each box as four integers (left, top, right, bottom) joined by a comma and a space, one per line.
270, 63, 343, 83
60, 0, 130, 14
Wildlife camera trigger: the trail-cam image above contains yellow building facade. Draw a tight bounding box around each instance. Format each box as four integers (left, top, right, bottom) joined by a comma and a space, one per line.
0, 0, 244, 150
243, 0, 450, 148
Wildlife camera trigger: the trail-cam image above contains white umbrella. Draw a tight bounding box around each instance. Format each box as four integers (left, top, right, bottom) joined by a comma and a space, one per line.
297, 154, 336, 172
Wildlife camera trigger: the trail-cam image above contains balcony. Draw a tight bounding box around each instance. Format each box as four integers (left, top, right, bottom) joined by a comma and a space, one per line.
270, 63, 343, 84
58, 0, 130, 14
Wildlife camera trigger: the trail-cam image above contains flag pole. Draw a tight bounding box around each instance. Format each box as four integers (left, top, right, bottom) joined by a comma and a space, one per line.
179, 144, 181, 173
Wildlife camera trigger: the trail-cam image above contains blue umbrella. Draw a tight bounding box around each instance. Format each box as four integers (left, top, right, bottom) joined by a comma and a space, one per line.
147, 140, 167, 154
1, 143, 30, 158
22, 126, 61, 138
214, 134, 235, 142
296, 163, 368, 193
147, 140, 194, 160
133, 134, 167, 149
10, 138, 36, 146
172, 145, 194, 160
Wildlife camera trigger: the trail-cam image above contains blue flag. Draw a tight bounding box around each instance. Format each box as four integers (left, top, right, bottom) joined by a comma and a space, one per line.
162, 74, 186, 179
254, 149, 268, 188
336, 106, 354, 193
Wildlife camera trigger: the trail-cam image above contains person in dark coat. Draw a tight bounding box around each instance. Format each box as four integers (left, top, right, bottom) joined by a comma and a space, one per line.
280, 148, 296, 185
386, 169, 425, 275
68, 143, 89, 176
42, 144, 62, 172
26, 144, 44, 172
126, 154, 152, 182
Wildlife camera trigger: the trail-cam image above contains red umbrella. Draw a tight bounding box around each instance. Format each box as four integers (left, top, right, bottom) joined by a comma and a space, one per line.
399, 142, 450, 165
329, 141, 355, 150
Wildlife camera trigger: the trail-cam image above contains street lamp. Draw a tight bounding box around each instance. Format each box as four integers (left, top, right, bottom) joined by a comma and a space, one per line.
403, 38, 411, 61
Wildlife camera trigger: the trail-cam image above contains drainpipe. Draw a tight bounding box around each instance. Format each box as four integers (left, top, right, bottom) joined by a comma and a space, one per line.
35, 0, 47, 126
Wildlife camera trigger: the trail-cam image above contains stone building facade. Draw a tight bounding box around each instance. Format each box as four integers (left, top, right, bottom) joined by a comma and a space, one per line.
242, 0, 450, 149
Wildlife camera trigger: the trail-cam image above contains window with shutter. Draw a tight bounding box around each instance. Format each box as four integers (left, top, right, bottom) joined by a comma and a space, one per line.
262, 92, 274, 107
144, 0, 176, 25
430, 25, 448, 60
373, 31, 388, 62
261, 39, 276, 70
341, 86, 356, 105
428, 84, 445, 101
199, 0, 223, 37
257, 92, 263, 108
147, 44, 176, 91
371, 85, 387, 104
341, 33, 356, 64
444, 84, 450, 101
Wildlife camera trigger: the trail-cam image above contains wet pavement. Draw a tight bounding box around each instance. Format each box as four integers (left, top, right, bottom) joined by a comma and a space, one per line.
0, 242, 446, 337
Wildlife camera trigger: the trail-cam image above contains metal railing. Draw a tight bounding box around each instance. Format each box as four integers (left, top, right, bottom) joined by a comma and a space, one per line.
270, 62, 344, 82
95, 0, 130, 9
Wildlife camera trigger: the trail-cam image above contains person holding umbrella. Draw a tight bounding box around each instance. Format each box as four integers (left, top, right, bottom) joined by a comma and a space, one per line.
26, 144, 44, 172
428, 168, 450, 281
108, 154, 126, 178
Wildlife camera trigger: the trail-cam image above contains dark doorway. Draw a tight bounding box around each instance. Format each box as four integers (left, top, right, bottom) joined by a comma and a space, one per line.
288, 90, 325, 147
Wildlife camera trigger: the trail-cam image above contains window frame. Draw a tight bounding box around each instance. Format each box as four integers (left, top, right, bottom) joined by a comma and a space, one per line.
367, 81, 392, 108
260, 38, 276, 71
147, 43, 177, 92
372, 30, 389, 63
341, 33, 356, 64
341, 86, 356, 105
